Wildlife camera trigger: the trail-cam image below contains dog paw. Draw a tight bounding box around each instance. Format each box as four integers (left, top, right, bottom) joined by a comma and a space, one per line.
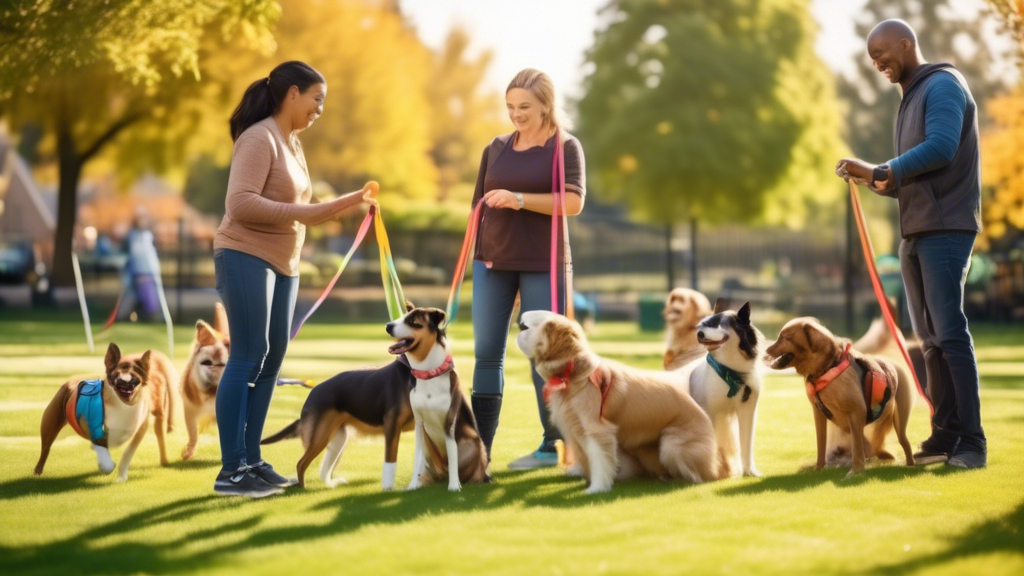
181, 446, 196, 461
743, 467, 762, 478
845, 468, 863, 478
406, 482, 421, 491
114, 474, 128, 483
448, 483, 462, 492
584, 483, 612, 495
565, 464, 585, 477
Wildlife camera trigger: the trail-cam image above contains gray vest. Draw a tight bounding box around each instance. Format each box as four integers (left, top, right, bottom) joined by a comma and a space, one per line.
892, 63, 981, 238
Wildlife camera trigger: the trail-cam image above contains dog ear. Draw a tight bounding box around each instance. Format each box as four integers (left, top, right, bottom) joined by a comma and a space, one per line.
737, 302, 751, 325
104, 343, 121, 372
196, 320, 217, 347
213, 302, 229, 335
427, 308, 447, 329
713, 297, 730, 314
405, 300, 415, 313
539, 320, 576, 364
138, 350, 152, 376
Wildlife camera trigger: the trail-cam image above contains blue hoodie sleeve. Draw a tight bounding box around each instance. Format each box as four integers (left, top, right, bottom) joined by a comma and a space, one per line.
887, 73, 966, 182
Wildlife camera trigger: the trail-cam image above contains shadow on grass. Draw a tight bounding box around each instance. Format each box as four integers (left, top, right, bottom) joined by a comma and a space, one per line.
0, 469, 690, 575
717, 461, 940, 496
858, 498, 1024, 575
0, 473, 107, 502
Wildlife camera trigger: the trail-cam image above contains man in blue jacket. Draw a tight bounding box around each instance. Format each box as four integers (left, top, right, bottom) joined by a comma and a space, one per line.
836, 19, 986, 469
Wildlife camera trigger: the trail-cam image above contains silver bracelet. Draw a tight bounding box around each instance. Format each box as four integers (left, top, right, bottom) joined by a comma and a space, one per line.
514, 192, 524, 209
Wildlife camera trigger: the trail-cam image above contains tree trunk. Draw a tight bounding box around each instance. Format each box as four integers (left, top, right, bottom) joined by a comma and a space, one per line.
665, 222, 675, 291
52, 129, 82, 287
690, 217, 699, 291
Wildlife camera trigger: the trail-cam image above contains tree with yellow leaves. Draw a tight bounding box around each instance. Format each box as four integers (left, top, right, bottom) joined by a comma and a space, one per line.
980, 90, 1024, 250
0, 0, 279, 285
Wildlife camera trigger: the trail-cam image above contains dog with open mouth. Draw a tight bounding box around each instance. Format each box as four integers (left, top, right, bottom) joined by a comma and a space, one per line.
180, 303, 230, 461
517, 310, 718, 494
662, 288, 713, 370
35, 342, 178, 482
387, 307, 489, 491
765, 318, 915, 476
683, 300, 764, 478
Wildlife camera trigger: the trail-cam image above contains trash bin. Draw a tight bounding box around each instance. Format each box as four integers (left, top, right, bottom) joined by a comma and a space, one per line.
638, 293, 665, 332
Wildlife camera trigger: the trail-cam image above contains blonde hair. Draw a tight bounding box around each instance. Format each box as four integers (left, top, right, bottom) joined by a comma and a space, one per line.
506, 68, 573, 134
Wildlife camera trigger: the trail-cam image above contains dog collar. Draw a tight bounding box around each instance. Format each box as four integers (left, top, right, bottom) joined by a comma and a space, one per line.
805, 342, 852, 420
706, 354, 746, 398
542, 359, 575, 404
409, 355, 455, 380
808, 342, 852, 393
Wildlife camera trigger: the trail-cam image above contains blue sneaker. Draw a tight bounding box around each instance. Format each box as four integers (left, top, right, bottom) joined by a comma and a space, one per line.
508, 441, 559, 470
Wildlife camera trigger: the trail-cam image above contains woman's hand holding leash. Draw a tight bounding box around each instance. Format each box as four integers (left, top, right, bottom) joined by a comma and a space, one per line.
362, 181, 380, 210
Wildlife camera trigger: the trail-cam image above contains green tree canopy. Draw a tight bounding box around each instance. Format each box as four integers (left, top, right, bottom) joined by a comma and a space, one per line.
576, 0, 841, 227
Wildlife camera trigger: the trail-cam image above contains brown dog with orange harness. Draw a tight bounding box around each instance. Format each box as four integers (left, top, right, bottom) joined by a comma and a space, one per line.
765, 318, 915, 476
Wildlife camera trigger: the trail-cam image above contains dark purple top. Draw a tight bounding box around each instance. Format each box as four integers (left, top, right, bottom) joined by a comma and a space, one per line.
471, 132, 586, 271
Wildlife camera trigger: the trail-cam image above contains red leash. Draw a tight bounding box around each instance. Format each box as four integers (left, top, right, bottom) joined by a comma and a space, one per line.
849, 181, 933, 415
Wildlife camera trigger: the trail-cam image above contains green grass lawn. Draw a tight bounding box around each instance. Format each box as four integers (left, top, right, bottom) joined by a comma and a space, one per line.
0, 313, 1022, 575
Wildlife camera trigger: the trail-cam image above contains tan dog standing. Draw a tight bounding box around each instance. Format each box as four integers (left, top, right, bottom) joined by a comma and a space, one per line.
35, 343, 178, 481
663, 288, 713, 370
765, 318, 914, 476
517, 311, 719, 494
180, 303, 230, 461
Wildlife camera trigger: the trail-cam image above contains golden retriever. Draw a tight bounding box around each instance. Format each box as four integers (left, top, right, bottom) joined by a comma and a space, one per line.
517, 311, 719, 493
663, 288, 713, 370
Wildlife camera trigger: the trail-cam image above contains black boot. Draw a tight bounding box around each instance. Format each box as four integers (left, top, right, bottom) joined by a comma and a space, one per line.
471, 394, 502, 461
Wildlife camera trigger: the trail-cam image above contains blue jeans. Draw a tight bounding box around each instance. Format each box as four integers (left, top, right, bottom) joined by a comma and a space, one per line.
214, 248, 299, 470
899, 232, 986, 453
472, 260, 565, 446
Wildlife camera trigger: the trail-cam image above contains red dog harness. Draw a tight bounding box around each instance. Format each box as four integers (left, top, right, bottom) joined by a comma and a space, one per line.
409, 355, 455, 381
806, 343, 893, 424
542, 359, 611, 419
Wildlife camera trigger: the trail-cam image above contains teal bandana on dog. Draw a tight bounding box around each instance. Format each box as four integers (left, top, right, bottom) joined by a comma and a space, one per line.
706, 355, 746, 399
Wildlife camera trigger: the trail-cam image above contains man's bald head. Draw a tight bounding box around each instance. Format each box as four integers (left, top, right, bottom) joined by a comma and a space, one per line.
868, 19, 918, 48
866, 19, 924, 86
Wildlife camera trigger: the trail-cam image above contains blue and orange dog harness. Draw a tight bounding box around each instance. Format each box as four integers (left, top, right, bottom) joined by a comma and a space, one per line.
65, 380, 108, 446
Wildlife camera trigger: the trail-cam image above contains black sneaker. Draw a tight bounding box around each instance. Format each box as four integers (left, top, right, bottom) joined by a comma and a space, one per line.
913, 435, 959, 465
214, 466, 284, 498
947, 451, 987, 470
249, 460, 296, 487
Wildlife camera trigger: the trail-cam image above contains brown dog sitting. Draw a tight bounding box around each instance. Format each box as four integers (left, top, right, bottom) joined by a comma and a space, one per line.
663, 288, 713, 370
765, 318, 914, 476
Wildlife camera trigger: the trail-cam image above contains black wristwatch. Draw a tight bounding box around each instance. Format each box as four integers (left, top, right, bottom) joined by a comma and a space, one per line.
873, 164, 890, 183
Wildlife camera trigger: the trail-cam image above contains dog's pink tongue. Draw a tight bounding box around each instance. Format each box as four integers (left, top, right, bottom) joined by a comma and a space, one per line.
388, 340, 411, 354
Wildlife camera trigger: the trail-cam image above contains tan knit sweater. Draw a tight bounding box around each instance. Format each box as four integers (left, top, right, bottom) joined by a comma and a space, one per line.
214, 117, 358, 276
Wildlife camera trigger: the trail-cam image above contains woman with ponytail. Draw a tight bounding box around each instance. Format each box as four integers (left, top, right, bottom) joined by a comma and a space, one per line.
212, 61, 378, 497
470, 68, 587, 470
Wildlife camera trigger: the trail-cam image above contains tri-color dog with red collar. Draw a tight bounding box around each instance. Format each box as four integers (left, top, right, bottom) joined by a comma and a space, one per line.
261, 306, 488, 491
386, 308, 489, 491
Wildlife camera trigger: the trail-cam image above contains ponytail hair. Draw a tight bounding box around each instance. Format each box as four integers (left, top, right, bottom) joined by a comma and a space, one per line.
229, 60, 326, 141
506, 68, 573, 136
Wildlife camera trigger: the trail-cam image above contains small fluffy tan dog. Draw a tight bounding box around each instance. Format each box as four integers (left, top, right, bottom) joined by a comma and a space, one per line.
517, 311, 718, 494
765, 318, 915, 476
663, 288, 713, 370
180, 303, 230, 461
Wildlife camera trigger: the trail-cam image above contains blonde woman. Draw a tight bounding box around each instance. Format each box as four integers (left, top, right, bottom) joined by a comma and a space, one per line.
470, 69, 586, 469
